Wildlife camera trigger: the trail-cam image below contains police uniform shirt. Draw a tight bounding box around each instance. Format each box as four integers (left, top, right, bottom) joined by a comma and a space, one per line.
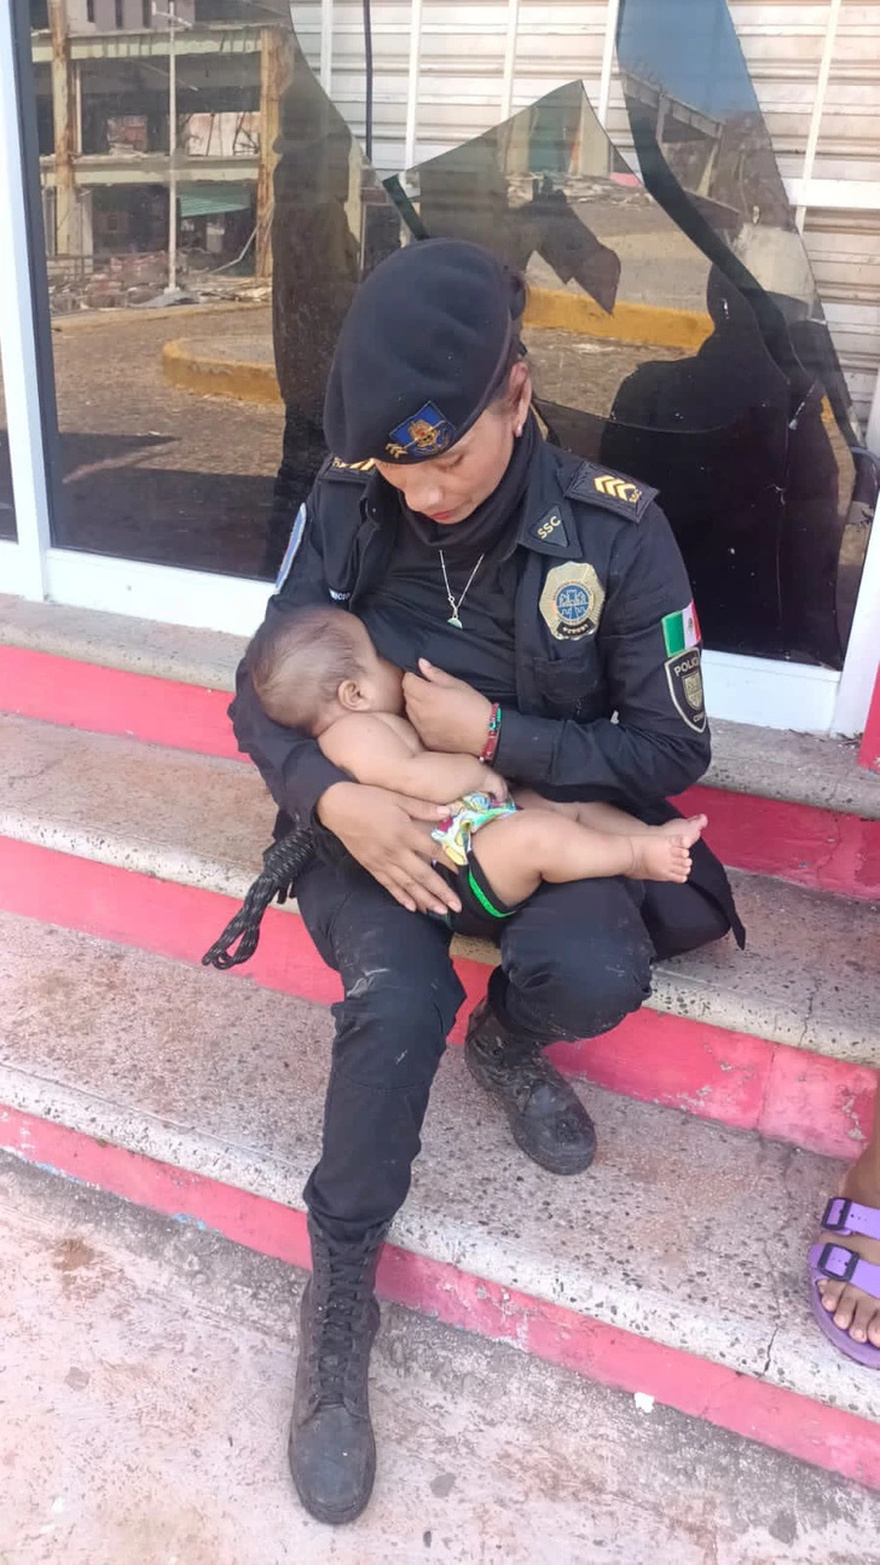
359, 509, 520, 706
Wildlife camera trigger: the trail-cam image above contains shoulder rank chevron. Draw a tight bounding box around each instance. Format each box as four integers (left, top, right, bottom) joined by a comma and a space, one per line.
566, 462, 657, 523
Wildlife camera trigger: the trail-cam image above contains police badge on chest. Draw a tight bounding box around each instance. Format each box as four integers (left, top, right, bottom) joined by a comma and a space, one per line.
539, 562, 605, 641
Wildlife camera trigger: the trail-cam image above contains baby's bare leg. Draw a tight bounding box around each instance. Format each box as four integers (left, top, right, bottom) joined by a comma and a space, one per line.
468, 808, 701, 908
568, 800, 663, 834
513, 790, 707, 853
513, 789, 705, 839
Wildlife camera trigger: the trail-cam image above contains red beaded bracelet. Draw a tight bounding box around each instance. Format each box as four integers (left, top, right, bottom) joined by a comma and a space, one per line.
479, 703, 502, 765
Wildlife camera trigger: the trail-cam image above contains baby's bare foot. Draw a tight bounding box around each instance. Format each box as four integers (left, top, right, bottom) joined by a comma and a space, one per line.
657, 813, 707, 848
629, 834, 693, 883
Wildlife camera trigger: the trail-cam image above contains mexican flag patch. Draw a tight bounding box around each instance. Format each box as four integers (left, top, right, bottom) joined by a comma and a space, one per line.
662, 601, 701, 657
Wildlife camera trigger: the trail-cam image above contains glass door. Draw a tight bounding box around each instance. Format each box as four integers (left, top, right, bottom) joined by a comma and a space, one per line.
2, 0, 877, 730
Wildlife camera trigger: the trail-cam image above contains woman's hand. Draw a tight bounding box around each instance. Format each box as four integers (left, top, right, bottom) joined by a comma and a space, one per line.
403, 659, 493, 755
316, 782, 461, 916
481, 768, 508, 801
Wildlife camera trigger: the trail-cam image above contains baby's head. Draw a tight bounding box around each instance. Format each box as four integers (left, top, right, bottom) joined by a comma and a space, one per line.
246, 606, 404, 733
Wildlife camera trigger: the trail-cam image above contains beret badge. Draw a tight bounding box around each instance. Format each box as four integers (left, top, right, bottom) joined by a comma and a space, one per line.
386, 402, 454, 460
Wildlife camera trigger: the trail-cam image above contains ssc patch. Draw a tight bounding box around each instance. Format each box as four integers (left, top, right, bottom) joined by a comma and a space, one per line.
275, 504, 307, 592
665, 648, 707, 733
530, 508, 570, 551
386, 402, 454, 460
539, 562, 605, 641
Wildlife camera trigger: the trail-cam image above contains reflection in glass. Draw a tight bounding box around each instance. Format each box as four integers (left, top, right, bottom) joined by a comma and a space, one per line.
25, 0, 401, 580
616, 0, 878, 661
0, 345, 15, 541
615, 0, 860, 447
22, 0, 874, 662
266, 33, 402, 575
389, 79, 876, 666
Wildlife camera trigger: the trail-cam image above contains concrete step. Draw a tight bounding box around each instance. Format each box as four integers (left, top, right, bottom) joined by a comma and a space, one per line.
6, 1155, 877, 1562
1, 908, 878, 1491
0, 712, 877, 1159
7, 1151, 880, 1562
2, 593, 879, 900
0, 592, 244, 690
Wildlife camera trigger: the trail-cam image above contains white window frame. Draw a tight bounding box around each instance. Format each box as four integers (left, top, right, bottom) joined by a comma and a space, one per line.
1, 0, 878, 734
0, 0, 52, 604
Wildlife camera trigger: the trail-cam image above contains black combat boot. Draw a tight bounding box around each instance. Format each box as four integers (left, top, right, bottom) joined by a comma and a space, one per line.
289, 1216, 388, 1525
465, 997, 596, 1175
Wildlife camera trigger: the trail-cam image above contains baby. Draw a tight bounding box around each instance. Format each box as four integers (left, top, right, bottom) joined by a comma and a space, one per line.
246, 606, 706, 926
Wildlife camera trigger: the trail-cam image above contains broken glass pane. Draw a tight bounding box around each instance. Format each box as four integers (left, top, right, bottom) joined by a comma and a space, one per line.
267, 27, 404, 573
389, 79, 871, 667
615, 0, 860, 450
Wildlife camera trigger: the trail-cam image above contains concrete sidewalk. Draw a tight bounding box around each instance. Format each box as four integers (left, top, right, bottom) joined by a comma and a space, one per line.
1, 1153, 878, 1565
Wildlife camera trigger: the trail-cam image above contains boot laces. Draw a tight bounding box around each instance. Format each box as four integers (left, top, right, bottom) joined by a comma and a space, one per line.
312, 1249, 372, 1404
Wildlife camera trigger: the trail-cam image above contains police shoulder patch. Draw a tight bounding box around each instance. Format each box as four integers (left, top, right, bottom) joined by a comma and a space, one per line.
275, 504, 308, 592
566, 462, 657, 523
665, 647, 707, 733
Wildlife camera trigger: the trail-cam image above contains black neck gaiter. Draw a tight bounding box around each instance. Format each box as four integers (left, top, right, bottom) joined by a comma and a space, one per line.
399, 412, 539, 559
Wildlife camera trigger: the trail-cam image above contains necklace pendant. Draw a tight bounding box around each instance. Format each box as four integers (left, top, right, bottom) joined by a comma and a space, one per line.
448, 613, 463, 629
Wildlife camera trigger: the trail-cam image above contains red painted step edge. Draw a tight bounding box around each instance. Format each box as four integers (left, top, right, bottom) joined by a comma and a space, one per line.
0, 644, 240, 762
3, 643, 879, 899
674, 783, 880, 903
1, 1102, 877, 1490
0, 835, 874, 1161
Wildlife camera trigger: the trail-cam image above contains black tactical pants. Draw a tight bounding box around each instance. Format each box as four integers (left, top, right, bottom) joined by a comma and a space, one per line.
296, 848, 732, 1244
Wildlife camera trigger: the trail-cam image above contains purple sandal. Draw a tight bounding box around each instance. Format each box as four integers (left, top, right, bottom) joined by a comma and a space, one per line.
809, 1197, 880, 1368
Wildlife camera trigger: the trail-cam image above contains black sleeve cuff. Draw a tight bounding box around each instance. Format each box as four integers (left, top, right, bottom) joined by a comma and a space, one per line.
284, 749, 350, 827
494, 708, 555, 785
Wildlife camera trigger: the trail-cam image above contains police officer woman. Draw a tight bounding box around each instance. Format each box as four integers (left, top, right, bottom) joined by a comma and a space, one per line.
231, 238, 743, 1526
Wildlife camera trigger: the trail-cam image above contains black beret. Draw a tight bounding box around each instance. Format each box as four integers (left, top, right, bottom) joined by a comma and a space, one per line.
323, 238, 523, 465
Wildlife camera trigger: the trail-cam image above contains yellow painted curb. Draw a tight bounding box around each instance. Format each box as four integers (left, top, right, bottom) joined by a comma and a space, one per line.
161, 290, 713, 406
162, 338, 282, 405
524, 287, 712, 352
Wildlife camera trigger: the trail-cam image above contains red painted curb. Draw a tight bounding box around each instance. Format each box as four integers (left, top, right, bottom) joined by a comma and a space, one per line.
1, 1102, 877, 1490
2, 644, 879, 899
0, 645, 240, 762
674, 784, 880, 903
0, 834, 874, 1160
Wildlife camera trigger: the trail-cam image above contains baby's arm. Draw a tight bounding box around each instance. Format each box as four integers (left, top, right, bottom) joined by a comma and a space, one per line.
319, 714, 504, 805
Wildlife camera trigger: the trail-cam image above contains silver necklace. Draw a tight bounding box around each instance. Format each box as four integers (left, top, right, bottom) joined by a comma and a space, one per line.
439, 549, 485, 628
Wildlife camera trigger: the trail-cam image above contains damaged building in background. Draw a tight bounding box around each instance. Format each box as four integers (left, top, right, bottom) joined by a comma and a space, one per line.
29, 0, 286, 308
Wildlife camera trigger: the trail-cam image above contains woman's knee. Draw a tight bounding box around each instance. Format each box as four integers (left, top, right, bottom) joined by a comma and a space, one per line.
502, 885, 654, 1041
542, 937, 652, 1037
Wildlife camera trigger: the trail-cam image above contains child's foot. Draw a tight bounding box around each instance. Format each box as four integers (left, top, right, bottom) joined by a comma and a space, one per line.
629, 834, 694, 883
628, 818, 706, 882
656, 814, 708, 848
